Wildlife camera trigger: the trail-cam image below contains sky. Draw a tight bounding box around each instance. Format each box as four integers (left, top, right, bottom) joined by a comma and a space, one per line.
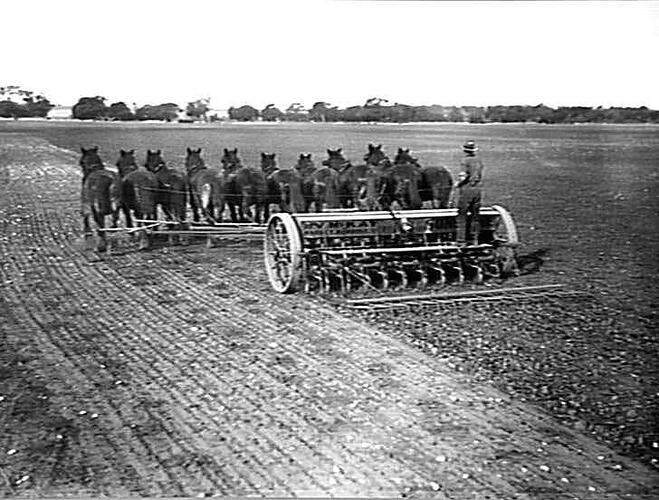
2, 0, 658, 110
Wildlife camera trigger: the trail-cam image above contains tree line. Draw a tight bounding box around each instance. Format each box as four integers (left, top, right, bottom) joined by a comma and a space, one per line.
0, 86, 55, 118
229, 101, 659, 124
70, 97, 659, 124
2, 87, 658, 124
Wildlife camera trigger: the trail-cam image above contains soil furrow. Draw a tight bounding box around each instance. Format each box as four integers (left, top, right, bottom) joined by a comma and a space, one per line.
16, 187, 330, 495
8, 208, 266, 495
1, 201, 188, 495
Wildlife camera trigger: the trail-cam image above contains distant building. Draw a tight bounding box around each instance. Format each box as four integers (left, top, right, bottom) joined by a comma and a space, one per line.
209, 108, 228, 119
48, 105, 72, 119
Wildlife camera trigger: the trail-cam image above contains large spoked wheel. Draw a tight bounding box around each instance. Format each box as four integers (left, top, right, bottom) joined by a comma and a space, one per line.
264, 213, 304, 293
490, 204, 519, 246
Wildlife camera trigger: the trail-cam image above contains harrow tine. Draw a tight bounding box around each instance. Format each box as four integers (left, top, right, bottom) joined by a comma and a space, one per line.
373, 269, 389, 289
463, 262, 483, 283
409, 267, 428, 289
429, 263, 446, 286
443, 261, 464, 283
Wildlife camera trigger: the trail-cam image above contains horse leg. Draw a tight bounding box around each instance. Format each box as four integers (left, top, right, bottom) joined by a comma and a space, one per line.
190, 187, 201, 223
216, 199, 225, 223
178, 203, 189, 245
239, 193, 251, 223
257, 202, 266, 224
441, 187, 452, 209
159, 204, 176, 245
133, 208, 149, 251
82, 211, 92, 236
120, 202, 132, 229
92, 210, 108, 253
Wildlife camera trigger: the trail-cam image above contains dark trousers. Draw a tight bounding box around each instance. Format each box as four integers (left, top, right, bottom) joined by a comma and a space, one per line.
456, 186, 481, 244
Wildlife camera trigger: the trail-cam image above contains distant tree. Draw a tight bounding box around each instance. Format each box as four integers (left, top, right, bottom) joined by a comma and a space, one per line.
408, 105, 446, 122
0, 86, 54, 118
362, 97, 391, 122
552, 106, 594, 124
22, 95, 54, 117
186, 97, 211, 120
261, 104, 284, 121
465, 106, 486, 123
135, 103, 181, 121
107, 102, 135, 121
364, 97, 390, 107
447, 107, 464, 122
284, 102, 308, 122
228, 105, 259, 121
531, 104, 556, 124
388, 103, 415, 123
0, 100, 29, 118
72, 96, 108, 120
309, 101, 340, 122
338, 105, 364, 122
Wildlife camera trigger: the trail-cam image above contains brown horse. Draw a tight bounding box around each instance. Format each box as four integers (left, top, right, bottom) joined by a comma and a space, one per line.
394, 148, 453, 208
221, 148, 267, 223
79, 147, 121, 252
144, 150, 188, 229
384, 162, 423, 209
363, 144, 395, 209
295, 153, 340, 212
323, 148, 380, 210
185, 147, 224, 223
261, 152, 305, 217
115, 149, 157, 249
322, 148, 353, 208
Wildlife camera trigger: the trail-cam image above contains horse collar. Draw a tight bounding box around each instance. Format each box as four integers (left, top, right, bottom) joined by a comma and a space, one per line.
187, 164, 205, 175
338, 161, 352, 173
151, 161, 166, 172
370, 158, 390, 168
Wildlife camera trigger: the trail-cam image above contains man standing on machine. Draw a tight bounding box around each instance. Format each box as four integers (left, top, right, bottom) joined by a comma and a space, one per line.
455, 140, 483, 246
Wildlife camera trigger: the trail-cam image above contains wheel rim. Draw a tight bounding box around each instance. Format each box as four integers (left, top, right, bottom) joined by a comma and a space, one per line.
263, 213, 303, 293
490, 204, 519, 246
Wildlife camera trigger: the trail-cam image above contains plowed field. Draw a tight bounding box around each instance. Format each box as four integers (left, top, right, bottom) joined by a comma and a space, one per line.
1, 129, 658, 498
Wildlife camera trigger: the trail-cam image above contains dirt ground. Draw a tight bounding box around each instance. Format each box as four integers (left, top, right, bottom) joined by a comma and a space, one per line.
1, 135, 658, 498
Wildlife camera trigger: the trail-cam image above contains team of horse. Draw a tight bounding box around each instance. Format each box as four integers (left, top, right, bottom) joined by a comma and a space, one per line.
79, 144, 454, 251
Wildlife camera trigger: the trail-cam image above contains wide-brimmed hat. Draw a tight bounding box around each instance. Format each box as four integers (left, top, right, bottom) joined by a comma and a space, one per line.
463, 140, 478, 152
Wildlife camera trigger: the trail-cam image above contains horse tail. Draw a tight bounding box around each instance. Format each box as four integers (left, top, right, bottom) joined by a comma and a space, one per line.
200, 182, 212, 210
439, 167, 453, 208
288, 178, 305, 212
121, 178, 135, 210
137, 180, 157, 218
110, 175, 122, 211
326, 173, 340, 208
408, 176, 422, 209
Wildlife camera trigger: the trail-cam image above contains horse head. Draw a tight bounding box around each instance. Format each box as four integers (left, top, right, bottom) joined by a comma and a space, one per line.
363, 143, 391, 169
144, 149, 166, 173
295, 153, 315, 176
79, 146, 104, 179
221, 148, 242, 174
394, 148, 420, 167
116, 149, 138, 178
322, 148, 350, 172
185, 147, 205, 174
260, 152, 277, 175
